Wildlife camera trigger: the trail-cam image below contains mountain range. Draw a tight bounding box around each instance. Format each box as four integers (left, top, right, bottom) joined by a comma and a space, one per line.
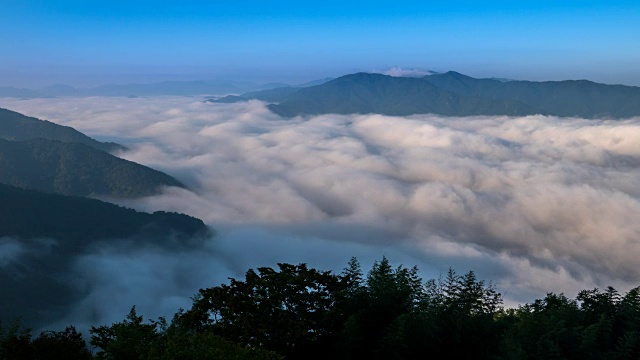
0, 78, 335, 98
213, 71, 640, 119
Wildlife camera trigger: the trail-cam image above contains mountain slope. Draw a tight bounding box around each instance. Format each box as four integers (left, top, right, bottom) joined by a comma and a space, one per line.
0, 138, 184, 198
0, 108, 124, 153
424, 71, 640, 118
221, 72, 640, 119
0, 183, 210, 328
0, 183, 208, 246
267, 73, 537, 117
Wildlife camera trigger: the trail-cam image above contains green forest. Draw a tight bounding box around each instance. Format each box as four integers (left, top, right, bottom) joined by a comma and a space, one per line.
0, 138, 184, 198
2, 257, 640, 360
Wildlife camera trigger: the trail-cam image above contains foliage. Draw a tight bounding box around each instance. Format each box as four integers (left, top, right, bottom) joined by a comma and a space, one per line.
183, 257, 504, 359
185, 263, 348, 358
32, 326, 92, 360
90, 307, 282, 360
0, 320, 91, 360
5, 257, 640, 359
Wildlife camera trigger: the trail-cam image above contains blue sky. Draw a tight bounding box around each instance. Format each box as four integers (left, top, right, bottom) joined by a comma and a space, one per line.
1, 0, 639, 86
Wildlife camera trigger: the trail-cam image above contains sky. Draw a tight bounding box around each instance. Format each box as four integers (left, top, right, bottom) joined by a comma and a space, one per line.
1, 0, 640, 87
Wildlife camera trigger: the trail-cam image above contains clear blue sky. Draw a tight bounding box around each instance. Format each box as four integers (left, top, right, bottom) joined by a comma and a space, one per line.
1, 0, 639, 87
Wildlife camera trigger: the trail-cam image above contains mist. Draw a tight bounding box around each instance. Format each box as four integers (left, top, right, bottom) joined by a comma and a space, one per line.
2, 96, 640, 329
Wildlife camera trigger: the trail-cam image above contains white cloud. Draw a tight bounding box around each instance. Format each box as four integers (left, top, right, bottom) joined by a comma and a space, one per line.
372, 67, 438, 77
3, 96, 640, 326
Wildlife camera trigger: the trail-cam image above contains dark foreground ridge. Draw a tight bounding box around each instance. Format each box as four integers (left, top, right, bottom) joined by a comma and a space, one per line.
0, 183, 208, 243
0, 138, 184, 198
216, 71, 640, 119
0, 108, 187, 198
3, 257, 640, 359
0, 183, 210, 329
0, 108, 124, 153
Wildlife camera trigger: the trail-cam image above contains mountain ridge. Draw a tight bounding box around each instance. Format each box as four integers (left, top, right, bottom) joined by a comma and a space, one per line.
267, 72, 538, 117
0, 108, 124, 153
0, 137, 185, 198
212, 71, 640, 119
0, 182, 210, 328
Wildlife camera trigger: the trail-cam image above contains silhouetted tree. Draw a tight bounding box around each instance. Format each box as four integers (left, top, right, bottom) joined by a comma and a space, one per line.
185, 263, 348, 358
32, 326, 91, 360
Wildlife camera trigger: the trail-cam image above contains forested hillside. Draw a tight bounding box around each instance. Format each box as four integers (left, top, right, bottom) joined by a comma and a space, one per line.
0, 138, 184, 198
0, 108, 123, 153
0, 184, 210, 329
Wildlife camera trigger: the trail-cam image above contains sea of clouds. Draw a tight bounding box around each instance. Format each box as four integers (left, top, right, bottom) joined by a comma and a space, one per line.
2, 96, 640, 329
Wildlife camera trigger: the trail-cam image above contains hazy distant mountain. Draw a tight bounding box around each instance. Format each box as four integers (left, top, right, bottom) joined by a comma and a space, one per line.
209, 78, 334, 104
0, 108, 124, 153
0, 86, 42, 98
0, 138, 184, 198
40, 83, 81, 96
0, 80, 310, 98
254, 82, 291, 90
83, 81, 243, 96
267, 73, 537, 117
424, 71, 640, 118
0, 78, 337, 98
218, 72, 640, 119
0, 183, 209, 327
295, 77, 334, 87
211, 86, 301, 103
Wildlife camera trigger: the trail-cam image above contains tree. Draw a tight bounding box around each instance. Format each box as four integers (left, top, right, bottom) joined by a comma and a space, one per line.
0, 319, 32, 360
90, 306, 161, 360
184, 263, 348, 358
422, 268, 504, 360
340, 257, 427, 359
32, 326, 92, 360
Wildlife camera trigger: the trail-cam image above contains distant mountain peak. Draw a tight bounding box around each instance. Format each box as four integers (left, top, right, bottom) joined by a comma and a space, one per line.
426, 70, 473, 79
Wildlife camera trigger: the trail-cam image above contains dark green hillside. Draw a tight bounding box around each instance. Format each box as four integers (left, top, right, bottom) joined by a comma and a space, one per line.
267, 73, 537, 117
0, 108, 124, 153
0, 138, 184, 198
424, 71, 640, 118
0, 183, 208, 251
0, 183, 209, 328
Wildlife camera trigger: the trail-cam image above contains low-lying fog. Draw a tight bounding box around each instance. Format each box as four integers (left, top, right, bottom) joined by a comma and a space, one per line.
3, 96, 640, 330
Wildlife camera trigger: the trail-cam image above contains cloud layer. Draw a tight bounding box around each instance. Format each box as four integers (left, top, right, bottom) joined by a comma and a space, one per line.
2, 96, 640, 325
372, 67, 438, 77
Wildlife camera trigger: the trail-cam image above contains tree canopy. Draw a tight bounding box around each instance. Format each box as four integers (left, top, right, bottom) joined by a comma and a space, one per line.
4, 257, 640, 359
